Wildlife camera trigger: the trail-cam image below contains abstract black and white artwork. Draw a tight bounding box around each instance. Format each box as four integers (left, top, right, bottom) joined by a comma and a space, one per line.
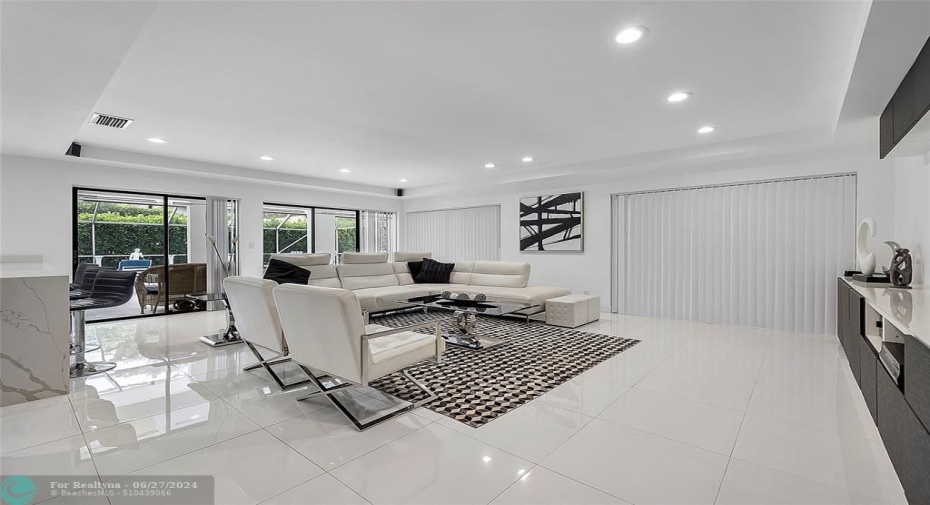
519, 192, 583, 252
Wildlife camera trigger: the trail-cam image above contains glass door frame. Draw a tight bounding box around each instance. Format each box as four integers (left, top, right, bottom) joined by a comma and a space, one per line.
72, 186, 207, 322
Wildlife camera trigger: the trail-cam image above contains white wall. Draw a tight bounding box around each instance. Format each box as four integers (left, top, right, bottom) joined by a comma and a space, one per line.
403, 149, 898, 309
0, 154, 401, 278
894, 151, 930, 285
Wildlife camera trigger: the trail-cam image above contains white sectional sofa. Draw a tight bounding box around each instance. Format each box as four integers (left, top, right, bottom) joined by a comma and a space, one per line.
269, 251, 571, 315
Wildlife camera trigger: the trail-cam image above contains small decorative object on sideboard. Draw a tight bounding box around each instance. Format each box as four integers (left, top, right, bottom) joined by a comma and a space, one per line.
883, 241, 914, 287
856, 218, 877, 276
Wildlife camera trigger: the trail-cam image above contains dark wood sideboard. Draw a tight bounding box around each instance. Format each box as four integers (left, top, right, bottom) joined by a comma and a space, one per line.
837, 277, 930, 503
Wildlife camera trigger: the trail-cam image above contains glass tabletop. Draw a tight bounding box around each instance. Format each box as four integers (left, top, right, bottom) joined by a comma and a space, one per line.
394, 294, 538, 317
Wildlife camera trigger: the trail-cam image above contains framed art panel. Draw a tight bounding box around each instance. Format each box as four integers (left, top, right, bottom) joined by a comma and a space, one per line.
519, 192, 583, 252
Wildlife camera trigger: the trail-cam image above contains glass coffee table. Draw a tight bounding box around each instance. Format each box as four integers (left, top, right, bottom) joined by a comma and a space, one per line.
392, 294, 542, 350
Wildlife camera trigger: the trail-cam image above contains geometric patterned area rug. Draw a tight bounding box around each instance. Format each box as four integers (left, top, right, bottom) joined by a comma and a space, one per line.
368, 310, 640, 428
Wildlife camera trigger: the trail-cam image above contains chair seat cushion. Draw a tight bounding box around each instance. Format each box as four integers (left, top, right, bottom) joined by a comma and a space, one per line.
144, 283, 159, 294
363, 325, 437, 364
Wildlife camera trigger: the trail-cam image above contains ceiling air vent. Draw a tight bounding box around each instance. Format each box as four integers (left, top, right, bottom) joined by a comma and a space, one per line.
89, 113, 133, 130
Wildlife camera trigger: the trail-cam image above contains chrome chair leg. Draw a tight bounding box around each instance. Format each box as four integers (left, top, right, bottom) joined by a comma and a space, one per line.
242, 341, 312, 390
294, 364, 436, 431
70, 310, 116, 378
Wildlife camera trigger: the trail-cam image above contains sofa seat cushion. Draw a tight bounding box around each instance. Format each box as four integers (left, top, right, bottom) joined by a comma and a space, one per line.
453, 285, 571, 307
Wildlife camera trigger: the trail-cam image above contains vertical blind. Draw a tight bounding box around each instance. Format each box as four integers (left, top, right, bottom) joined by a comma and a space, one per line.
404, 205, 501, 261
614, 175, 856, 335
360, 211, 397, 253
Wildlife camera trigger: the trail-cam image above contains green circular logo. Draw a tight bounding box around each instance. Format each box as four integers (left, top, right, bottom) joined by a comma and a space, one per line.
1, 475, 36, 505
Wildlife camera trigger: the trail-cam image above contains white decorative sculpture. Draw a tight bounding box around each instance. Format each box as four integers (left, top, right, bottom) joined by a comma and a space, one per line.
857, 218, 877, 275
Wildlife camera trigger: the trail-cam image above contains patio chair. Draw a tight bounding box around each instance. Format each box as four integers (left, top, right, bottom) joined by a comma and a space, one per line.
134, 263, 208, 313
117, 259, 153, 271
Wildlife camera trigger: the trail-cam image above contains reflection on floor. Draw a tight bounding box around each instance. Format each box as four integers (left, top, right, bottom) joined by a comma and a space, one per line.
0, 311, 906, 505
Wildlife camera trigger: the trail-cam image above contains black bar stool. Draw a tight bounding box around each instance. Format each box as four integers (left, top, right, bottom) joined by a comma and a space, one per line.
70, 264, 104, 300
70, 269, 137, 377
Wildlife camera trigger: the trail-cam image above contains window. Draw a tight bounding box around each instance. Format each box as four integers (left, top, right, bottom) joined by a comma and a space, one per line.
263, 204, 376, 266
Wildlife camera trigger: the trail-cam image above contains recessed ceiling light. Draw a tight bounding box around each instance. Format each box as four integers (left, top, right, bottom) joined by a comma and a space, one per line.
521, 156, 534, 163
339, 168, 352, 173
615, 26, 648, 44
146, 137, 167, 144
484, 162, 496, 169
667, 92, 692, 103
259, 155, 274, 161
697, 126, 716, 134
399, 178, 408, 183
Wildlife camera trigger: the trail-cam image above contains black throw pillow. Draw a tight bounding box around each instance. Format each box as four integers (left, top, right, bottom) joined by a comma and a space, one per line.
263, 258, 311, 285
415, 257, 455, 284
408, 260, 424, 282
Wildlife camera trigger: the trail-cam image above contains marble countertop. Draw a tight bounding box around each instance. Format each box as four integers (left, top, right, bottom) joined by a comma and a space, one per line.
0, 263, 68, 279
843, 277, 930, 349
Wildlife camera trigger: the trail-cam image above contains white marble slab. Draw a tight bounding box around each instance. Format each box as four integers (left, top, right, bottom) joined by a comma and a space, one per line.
1, 275, 70, 406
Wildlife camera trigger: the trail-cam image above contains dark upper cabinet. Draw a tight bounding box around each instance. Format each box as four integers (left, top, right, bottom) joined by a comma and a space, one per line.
917, 40, 930, 121
893, 68, 917, 143
880, 34, 930, 158
880, 100, 895, 159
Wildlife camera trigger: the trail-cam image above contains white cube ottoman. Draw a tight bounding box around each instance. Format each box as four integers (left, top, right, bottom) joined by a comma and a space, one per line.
546, 294, 600, 328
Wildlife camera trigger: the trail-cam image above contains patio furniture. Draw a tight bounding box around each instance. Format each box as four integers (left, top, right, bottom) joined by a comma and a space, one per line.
117, 259, 152, 271
134, 263, 208, 313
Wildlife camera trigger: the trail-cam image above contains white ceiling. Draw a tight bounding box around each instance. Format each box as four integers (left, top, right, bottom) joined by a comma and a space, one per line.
1, 1, 927, 195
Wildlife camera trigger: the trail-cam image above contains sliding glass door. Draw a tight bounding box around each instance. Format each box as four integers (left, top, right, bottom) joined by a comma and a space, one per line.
73, 189, 237, 321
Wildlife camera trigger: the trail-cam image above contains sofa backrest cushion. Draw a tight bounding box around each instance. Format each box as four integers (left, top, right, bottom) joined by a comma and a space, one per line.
337, 262, 399, 290
342, 252, 389, 264
270, 253, 331, 268
450, 261, 474, 285
393, 252, 432, 262
393, 262, 415, 285
469, 261, 530, 288
307, 265, 341, 288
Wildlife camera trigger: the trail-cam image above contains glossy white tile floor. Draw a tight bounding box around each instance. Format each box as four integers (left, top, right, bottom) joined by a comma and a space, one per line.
0, 311, 907, 505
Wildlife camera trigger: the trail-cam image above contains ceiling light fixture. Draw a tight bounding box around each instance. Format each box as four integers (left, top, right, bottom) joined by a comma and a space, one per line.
259, 155, 274, 161
615, 26, 648, 44
697, 126, 715, 134
339, 168, 352, 173
667, 92, 692, 103
521, 156, 534, 163
484, 162, 496, 169
145, 137, 167, 144
399, 178, 408, 183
